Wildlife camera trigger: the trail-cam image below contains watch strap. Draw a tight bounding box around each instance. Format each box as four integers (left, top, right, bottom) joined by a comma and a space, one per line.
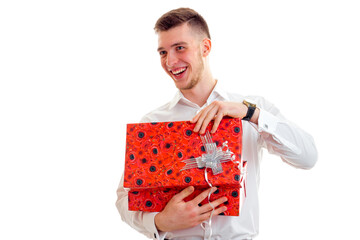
242, 100, 256, 121
242, 106, 256, 121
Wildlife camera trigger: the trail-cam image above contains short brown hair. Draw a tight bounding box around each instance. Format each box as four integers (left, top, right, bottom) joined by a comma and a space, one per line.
154, 8, 211, 39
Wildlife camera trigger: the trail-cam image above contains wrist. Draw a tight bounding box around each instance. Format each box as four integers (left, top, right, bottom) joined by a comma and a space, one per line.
250, 108, 259, 124
154, 212, 167, 232
242, 100, 256, 121
242, 99, 259, 124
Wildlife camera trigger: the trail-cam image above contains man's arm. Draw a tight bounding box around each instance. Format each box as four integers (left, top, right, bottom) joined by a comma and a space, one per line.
154, 186, 227, 232
116, 175, 228, 238
191, 100, 259, 134
116, 175, 159, 239
191, 99, 317, 169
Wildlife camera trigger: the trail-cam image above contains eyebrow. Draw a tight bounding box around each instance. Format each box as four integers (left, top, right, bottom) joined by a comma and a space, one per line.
157, 41, 188, 52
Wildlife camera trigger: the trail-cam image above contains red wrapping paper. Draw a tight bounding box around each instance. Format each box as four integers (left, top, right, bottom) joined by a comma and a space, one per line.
123, 118, 246, 216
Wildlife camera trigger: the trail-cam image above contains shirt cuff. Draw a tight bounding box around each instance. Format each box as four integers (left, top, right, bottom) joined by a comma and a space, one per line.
257, 107, 278, 135
143, 212, 168, 240
255, 108, 301, 155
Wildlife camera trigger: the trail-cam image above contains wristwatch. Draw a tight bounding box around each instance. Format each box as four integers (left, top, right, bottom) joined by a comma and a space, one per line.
242, 99, 256, 121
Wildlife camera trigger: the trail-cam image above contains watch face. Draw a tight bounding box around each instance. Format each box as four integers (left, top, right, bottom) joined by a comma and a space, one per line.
243, 99, 256, 108
249, 102, 256, 108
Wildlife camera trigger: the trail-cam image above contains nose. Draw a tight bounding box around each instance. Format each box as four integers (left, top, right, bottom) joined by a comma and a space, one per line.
165, 52, 178, 68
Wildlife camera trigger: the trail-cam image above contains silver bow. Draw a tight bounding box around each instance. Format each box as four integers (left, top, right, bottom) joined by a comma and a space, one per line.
181, 131, 235, 175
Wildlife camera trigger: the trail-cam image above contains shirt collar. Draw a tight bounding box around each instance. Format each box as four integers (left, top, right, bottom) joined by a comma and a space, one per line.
168, 91, 183, 110
167, 80, 230, 110
208, 81, 230, 102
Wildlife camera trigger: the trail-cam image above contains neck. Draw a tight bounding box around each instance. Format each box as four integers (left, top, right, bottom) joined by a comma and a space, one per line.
180, 72, 217, 107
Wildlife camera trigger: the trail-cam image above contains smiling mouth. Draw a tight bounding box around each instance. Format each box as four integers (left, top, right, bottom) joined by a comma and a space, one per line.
170, 67, 187, 76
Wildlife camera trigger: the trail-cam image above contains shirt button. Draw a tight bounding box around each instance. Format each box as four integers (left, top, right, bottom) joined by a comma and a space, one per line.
264, 124, 268, 129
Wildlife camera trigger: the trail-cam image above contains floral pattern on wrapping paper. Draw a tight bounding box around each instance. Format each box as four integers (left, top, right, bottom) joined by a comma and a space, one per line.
123, 118, 246, 216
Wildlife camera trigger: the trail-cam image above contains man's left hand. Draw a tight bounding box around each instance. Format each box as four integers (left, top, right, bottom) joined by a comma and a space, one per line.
191, 101, 258, 134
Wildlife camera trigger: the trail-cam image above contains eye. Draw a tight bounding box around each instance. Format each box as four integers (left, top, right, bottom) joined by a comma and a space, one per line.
159, 50, 166, 56
176, 46, 185, 51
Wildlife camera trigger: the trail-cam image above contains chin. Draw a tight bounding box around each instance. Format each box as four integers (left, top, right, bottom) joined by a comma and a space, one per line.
179, 81, 198, 91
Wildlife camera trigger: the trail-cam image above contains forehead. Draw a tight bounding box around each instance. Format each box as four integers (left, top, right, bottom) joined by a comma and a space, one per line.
157, 23, 199, 49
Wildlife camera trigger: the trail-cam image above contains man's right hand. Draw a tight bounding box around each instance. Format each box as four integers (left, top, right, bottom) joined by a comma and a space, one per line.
154, 186, 228, 232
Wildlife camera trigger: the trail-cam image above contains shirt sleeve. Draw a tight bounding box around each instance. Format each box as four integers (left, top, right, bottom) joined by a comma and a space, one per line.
249, 96, 318, 169
115, 175, 168, 240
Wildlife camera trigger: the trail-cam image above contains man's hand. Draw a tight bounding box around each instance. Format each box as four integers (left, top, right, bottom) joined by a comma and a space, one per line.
191, 101, 258, 134
154, 186, 228, 232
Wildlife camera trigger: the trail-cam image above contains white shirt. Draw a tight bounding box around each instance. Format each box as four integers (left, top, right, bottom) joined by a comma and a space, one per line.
116, 83, 317, 240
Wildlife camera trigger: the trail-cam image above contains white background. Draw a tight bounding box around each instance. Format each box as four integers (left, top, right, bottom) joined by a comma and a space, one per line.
1, 0, 359, 239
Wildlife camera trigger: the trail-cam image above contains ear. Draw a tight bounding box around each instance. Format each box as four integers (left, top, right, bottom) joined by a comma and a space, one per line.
201, 38, 212, 57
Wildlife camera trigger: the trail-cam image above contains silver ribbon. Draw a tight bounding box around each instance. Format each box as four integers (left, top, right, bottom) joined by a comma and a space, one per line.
180, 131, 236, 240
181, 131, 235, 175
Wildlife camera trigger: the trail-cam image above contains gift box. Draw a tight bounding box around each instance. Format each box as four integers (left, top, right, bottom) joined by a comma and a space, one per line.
123, 118, 247, 216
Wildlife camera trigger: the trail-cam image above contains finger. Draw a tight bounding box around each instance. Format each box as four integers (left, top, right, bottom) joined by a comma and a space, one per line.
199, 105, 219, 134
198, 206, 227, 222
211, 111, 224, 134
211, 205, 227, 217
191, 111, 201, 123
192, 110, 204, 132
172, 186, 194, 203
199, 196, 227, 214
191, 187, 217, 205
193, 106, 214, 132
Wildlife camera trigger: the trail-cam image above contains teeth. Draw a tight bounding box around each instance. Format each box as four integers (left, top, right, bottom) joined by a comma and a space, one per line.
171, 67, 186, 75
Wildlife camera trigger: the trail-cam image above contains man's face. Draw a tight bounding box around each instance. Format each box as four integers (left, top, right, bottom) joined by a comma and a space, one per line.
157, 23, 205, 91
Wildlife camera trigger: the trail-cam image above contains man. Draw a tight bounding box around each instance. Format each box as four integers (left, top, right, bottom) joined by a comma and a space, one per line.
116, 8, 317, 240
